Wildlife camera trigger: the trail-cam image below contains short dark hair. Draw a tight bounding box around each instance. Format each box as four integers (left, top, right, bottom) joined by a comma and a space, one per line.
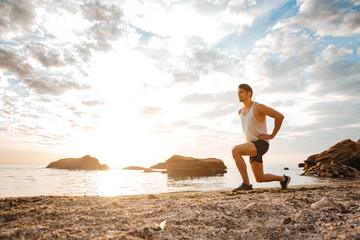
238, 83, 253, 98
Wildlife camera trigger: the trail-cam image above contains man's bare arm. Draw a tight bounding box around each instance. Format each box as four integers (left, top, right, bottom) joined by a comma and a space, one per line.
256, 104, 284, 140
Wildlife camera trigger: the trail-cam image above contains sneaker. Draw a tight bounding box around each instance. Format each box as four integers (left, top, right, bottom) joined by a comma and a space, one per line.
280, 175, 291, 189
233, 183, 253, 191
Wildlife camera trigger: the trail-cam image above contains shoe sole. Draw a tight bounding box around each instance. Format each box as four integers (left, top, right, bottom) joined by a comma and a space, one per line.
232, 188, 253, 192
282, 176, 291, 189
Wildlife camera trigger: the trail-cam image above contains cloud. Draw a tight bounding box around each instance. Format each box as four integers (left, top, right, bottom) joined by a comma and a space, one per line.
187, 125, 208, 130
308, 60, 360, 81
171, 45, 241, 84
198, 105, 237, 120
271, 99, 297, 107
244, 29, 317, 93
307, 101, 360, 118
22, 76, 91, 96
248, 1, 359, 97
81, 99, 105, 107
74, 111, 86, 118
191, 46, 241, 74
253, 31, 317, 77
125, 0, 253, 45
171, 71, 200, 84
26, 42, 67, 68
73, 43, 94, 62
2, 96, 20, 111
0, 0, 37, 38
139, 106, 163, 116
322, 45, 353, 61
0, 72, 9, 88
277, 0, 360, 36
181, 93, 217, 104
180, 91, 238, 120
180, 91, 236, 105
21, 113, 40, 119
306, 60, 360, 98
171, 120, 190, 128
81, 2, 122, 22
0, 46, 34, 78
79, 2, 126, 52
187, 0, 257, 26
293, 101, 360, 133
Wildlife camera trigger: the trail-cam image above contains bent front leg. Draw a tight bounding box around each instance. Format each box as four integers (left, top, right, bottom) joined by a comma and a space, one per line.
232, 142, 257, 186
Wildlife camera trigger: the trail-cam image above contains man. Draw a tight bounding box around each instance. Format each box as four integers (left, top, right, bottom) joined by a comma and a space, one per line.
232, 83, 291, 191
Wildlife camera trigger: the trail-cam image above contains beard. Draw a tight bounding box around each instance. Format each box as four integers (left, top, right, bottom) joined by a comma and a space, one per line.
239, 96, 246, 102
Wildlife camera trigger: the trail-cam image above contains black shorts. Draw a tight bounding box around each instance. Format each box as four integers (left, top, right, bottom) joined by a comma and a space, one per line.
250, 139, 269, 164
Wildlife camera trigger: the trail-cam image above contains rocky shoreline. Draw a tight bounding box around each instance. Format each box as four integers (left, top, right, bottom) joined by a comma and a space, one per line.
301, 139, 360, 178
1, 180, 359, 239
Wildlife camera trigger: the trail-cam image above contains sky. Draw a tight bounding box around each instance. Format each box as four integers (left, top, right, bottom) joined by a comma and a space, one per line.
0, 0, 359, 168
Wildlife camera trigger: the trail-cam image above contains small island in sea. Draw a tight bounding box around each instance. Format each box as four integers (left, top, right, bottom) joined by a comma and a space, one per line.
46, 155, 110, 170
123, 154, 227, 176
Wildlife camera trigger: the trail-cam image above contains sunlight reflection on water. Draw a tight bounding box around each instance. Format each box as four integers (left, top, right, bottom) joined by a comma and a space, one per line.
0, 163, 340, 197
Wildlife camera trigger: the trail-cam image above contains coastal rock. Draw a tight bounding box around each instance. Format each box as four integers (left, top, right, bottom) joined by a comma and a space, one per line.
301, 139, 360, 178
304, 139, 360, 170
301, 162, 359, 178
46, 155, 110, 170
150, 162, 167, 169
165, 155, 227, 176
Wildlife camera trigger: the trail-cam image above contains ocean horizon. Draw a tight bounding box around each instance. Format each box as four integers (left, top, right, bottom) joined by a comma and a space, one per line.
0, 163, 340, 198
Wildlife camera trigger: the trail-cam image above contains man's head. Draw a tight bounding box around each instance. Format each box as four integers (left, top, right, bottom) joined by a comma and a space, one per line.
238, 83, 253, 102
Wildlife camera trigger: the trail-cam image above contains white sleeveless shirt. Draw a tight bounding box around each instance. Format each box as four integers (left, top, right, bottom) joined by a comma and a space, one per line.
240, 102, 268, 143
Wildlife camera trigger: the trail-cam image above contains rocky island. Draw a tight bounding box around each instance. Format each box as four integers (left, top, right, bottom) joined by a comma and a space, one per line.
166, 155, 227, 176
123, 155, 227, 176
46, 155, 110, 170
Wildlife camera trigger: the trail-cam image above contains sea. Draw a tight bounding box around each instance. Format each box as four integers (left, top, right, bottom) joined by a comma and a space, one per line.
0, 163, 338, 198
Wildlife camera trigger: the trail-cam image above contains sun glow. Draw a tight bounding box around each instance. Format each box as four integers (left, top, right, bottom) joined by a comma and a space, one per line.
65, 47, 174, 168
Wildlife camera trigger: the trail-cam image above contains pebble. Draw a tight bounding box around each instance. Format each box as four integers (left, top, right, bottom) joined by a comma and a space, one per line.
311, 197, 337, 209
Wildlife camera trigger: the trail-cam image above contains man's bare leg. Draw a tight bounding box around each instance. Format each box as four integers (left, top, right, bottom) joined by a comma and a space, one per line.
250, 161, 284, 182
232, 142, 257, 185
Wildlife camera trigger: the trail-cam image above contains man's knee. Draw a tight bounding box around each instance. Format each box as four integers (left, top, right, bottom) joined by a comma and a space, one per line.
231, 147, 237, 157
232, 143, 257, 157
232, 145, 245, 155
232, 146, 243, 158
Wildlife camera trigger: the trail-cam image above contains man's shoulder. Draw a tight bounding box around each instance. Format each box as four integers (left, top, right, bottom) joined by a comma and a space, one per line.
254, 102, 266, 108
253, 102, 269, 113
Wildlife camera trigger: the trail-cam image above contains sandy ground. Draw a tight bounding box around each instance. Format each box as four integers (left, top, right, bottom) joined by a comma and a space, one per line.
1, 180, 359, 240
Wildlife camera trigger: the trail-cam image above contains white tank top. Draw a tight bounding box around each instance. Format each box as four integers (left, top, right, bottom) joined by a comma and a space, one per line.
240, 102, 268, 143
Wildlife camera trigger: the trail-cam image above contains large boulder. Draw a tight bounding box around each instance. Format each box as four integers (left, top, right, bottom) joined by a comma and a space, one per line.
46, 155, 110, 170
165, 155, 227, 176
302, 139, 360, 178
